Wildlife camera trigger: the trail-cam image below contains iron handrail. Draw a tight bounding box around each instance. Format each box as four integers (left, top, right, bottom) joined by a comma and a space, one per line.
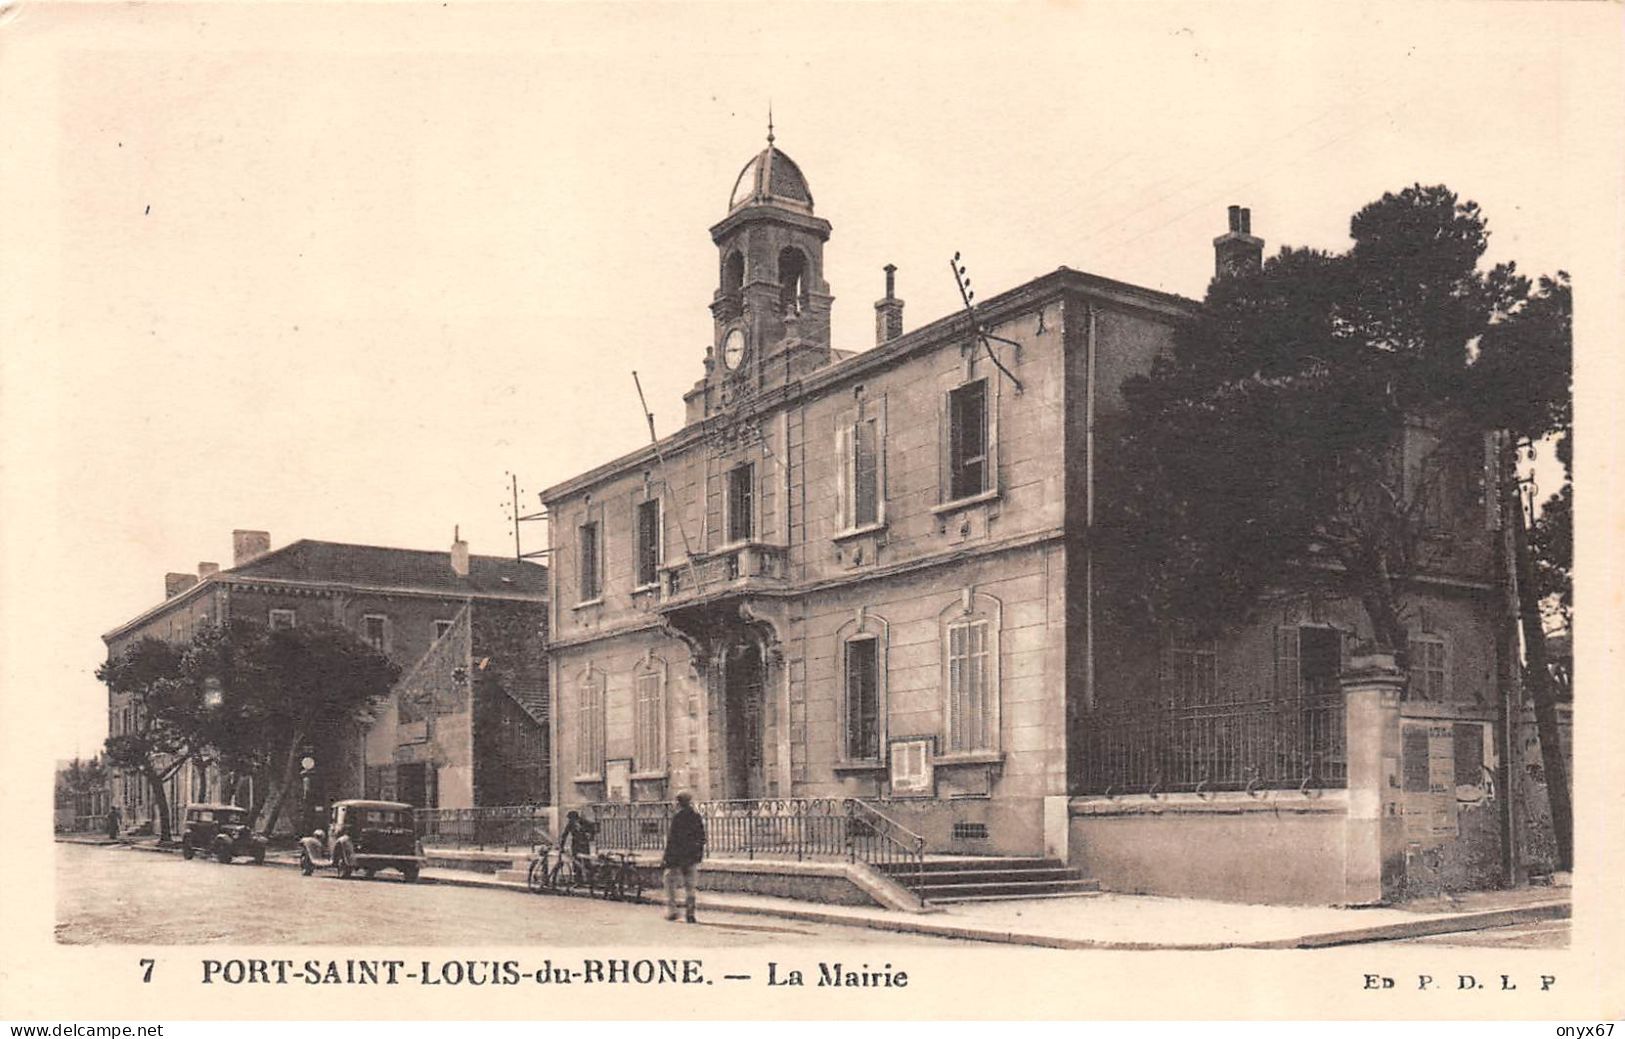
844, 797, 927, 905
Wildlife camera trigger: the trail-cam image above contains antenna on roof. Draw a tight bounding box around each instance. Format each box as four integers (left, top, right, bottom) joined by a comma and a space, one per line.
633, 371, 703, 595
949, 252, 1024, 394
503, 471, 550, 562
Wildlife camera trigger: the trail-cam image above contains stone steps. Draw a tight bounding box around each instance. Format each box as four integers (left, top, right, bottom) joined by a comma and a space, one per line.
879, 857, 1100, 905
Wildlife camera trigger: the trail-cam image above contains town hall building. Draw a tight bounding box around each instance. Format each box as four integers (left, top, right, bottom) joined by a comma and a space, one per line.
539, 134, 1526, 905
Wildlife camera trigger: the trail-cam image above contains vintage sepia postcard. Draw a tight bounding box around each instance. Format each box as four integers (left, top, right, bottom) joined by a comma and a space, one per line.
2, 0, 1621, 1024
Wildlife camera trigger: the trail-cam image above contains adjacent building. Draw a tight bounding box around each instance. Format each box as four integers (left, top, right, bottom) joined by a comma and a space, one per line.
539, 136, 1519, 904
101, 531, 549, 833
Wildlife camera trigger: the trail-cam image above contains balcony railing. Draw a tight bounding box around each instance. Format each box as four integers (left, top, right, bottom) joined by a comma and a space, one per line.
1078, 691, 1347, 795
415, 805, 551, 850
659, 543, 789, 608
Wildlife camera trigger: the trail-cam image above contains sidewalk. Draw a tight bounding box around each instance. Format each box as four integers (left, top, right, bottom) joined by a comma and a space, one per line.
66, 835, 1570, 951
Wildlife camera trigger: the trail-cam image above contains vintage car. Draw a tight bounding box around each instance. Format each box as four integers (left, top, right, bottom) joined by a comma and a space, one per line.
180, 803, 267, 864
298, 799, 423, 882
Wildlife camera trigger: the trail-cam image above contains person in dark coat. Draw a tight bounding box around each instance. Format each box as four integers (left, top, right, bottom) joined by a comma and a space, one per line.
661, 792, 705, 923
105, 805, 120, 840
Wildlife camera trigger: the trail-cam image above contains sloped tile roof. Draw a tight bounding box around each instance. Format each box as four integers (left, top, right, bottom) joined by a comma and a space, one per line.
230, 540, 548, 598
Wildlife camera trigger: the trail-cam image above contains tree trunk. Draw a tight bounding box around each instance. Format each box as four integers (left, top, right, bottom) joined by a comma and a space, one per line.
259, 736, 304, 837
143, 765, 172, 843
1509, 464, 1573, 871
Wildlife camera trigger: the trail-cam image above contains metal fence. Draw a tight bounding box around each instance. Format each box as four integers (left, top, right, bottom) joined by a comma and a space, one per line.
415, 805, 551, 849
580, 797, 924, 893
1079, 692, 1347, 795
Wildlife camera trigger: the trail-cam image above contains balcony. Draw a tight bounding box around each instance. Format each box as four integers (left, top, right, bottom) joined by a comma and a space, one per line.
658, 542, 790, 611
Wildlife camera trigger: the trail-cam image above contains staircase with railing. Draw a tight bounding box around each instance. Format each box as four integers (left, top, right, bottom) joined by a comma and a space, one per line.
577, 796, 928, 905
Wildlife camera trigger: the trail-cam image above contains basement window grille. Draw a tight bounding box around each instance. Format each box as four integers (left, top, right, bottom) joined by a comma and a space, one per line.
952, 821, 989, 841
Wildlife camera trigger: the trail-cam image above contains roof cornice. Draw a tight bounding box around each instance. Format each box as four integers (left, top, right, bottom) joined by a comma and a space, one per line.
540, 267, 1199, 503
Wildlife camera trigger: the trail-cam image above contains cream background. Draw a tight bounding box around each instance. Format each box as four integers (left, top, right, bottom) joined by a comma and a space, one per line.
1, 0, 1620, 1020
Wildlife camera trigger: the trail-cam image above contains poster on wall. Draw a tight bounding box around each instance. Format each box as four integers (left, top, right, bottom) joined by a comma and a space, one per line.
888, 737, 934, 798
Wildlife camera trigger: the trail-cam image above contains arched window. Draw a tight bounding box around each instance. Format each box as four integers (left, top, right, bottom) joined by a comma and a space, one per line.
722, 251, 745, 297
632, 655, 667, 774
576, 666, 606, 779
777, 247, 807, 315
939, 591, 1002, 755
834, 611, 888, 763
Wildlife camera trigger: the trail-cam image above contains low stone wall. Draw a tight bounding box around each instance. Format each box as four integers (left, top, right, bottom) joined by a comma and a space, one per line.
865, 796, 1044, 857
1070, 792, 1351, 905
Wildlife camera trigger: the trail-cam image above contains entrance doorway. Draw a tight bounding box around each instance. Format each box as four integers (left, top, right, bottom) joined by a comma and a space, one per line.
723, 642, 766, 799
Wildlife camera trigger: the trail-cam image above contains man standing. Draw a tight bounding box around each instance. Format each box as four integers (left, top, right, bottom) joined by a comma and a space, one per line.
662, 792, 705, 923
104, 805, 120, 841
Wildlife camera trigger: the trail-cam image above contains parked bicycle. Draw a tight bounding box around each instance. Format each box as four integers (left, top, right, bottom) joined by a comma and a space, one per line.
525, 839, 559, 895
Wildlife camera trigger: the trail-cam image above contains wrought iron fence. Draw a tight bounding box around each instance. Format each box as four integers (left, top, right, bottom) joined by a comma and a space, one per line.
577, 797, 926, 900
1079, 692, 1347, 794
415, 805, 551, 849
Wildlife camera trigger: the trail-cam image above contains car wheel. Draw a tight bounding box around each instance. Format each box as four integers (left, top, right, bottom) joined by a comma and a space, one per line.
252, 847, 265, 865
402, 865, 419, 884
181, 841, 194, 861
336, 847, 353, 879
362, 868, 375, 879
299, 850, 314, 876
215, 845, 233, 865
526, 858, 550, 895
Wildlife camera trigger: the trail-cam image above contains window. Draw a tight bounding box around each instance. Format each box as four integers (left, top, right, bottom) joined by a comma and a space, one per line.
635, 498, 663, 589
947, 619, 993, 753
633, 669, 665, 771
837, 412, 885, 532
268, 609, 296, 630
947, 379, 989, 501
1408, 635, 1447, 701
362, 614, 388, 653
727, 463, 755, 543
576, 670, 606, 777
578, 521, 601, 602
1164, 638, 1218, 705
1274, 625, 1342, 699
434, 619, 455, 640
844, 636, 881, 760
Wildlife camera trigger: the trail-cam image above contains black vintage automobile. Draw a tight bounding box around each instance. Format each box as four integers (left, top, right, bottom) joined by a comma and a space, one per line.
180, 803, 267, 864
298, 799, 423, 882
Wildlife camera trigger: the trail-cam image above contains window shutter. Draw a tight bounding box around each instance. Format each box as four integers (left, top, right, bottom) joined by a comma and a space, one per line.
1274, 626, 1299, 699
834, 423, 850, 529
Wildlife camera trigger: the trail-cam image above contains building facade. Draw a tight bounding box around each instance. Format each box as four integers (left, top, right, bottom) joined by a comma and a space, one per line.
539, 139, 1516, 902
101, 531, 549, 833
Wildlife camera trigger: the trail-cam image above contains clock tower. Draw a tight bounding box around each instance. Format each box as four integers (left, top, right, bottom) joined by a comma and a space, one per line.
686, 127, 834, 423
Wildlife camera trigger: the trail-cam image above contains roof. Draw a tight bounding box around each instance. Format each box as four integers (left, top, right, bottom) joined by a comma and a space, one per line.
332, 799, 413, 811
729, 144, 814, 213
103, 539, 548, 643
229, 540, 548, 598
185, 803, 248, 813
541, 266, 1199, 503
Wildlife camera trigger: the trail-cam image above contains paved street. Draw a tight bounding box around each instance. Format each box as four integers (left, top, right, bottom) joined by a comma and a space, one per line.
1388, 918, 1569, 949
54, 842, 947, 946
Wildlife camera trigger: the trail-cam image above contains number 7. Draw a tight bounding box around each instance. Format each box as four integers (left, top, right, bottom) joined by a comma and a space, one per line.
140, 958, 155, 983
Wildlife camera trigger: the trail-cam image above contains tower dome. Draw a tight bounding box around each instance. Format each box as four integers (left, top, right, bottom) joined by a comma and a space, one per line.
728, 139, 814, 213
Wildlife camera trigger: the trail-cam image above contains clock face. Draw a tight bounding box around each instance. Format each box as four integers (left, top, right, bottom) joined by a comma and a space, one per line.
722, 328, 746, 371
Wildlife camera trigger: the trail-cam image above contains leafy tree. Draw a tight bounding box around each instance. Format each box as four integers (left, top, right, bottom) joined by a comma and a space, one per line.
250, 622, 399, 835
100, 620, 398, 839
97, 638, 196, 842
1097, 184, 1572, 865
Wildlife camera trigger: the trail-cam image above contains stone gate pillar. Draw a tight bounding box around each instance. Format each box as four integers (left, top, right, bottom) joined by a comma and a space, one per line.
1342, 652, 1406, 904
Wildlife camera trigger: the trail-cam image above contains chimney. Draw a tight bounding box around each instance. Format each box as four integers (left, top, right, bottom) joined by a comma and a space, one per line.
1212, 204, 1264, 279
165, 572, 199, 598
450, 525, 470, 578
198, 562, 220, 580
232, 530, 271, 566
874, 264, 904, 346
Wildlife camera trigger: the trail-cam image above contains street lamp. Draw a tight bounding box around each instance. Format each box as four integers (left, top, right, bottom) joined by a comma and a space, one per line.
300, 754, 316, 834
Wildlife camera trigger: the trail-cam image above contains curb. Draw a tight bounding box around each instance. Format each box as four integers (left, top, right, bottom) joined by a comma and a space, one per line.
72, 839, 1571, 950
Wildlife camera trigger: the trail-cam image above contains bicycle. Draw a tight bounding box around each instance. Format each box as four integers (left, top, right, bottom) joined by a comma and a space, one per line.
525, 840, 559, 895
588, 851, 645, 902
